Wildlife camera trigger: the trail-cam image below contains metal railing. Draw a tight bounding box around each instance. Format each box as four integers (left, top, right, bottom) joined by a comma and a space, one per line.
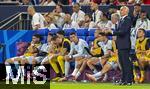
0, 12, 32, 30
0, 12, 19, 27
0, 1, 20, 5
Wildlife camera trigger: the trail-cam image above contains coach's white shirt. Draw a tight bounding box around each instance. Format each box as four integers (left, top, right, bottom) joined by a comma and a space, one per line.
92, 9, 103, 24
68, 39, 89, 58
111, 23, 116, 30
32, 13, 45, 30
111, 22, 119, 30
98, 40, 112, 55
71, 10, 85, 24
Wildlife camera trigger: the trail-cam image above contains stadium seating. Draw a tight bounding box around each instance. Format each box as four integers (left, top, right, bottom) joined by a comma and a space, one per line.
146, 30, 150, 37
108, 36, 113, 40
64, 28, 76, 37
34, 28, 97, 43
76, 28, 88, 36
86, 36, 95, 45
33, 29, 150, 45
88, 28, 97, 36
35, 28, 49, 36
42, 36, 48, 43
78, 36, 86, 40
49, 28, 61, 35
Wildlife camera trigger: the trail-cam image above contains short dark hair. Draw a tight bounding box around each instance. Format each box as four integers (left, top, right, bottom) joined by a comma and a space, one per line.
138, 28, 146, 34
141, 10, 147, 13
74, 3, 80, 7
51, 35, 58, 41
57, 3, 63, 9
57, 30, 65, 36
70, 32, 76, 36
134, 3, 141, 7
99, 32, 106, 36
102, 12, 108, 19
33, 34, 42, 40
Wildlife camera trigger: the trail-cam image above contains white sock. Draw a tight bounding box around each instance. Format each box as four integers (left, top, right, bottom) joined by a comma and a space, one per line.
21, 66, 25, 76
5, 62, 11, 79
16, 66, 21, 79
103, 73, 108, 81
72, 68, 78, 76
65, 61, 70, 76
75, 71, 81, 78
93, 71, 102, 78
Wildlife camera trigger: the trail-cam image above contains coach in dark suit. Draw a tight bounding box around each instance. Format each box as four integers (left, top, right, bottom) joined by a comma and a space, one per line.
105, 6, 133, 85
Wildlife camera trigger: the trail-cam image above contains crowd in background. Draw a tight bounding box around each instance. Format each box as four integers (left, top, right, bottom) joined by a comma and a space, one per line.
0, 0, 150, 5
27, 2, 150, 31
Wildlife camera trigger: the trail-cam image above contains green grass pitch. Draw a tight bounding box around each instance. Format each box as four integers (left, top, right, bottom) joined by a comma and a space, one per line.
0, 80, 50, 89
50, 82, 150, 89
0, 81, 150, 89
